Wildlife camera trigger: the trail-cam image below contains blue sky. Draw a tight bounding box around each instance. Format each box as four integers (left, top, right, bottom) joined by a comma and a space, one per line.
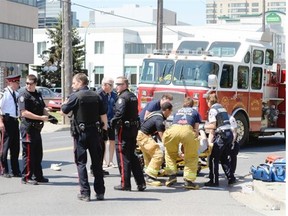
71, 0, 206, 26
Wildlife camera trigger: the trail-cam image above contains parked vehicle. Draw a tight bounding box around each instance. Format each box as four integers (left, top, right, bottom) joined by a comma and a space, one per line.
50, 87, 62, 94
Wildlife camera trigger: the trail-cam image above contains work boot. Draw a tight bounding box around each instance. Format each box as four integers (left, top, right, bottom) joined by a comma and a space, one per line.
204, 181, 219, 187
21, 178, 38, 185
137, 184, 146, 191
77, 194, 90, 202
145, 175, 162, 186
114, 185, 131, 191
96, 194, 105, 201
184, 179, 199, 190
165, 175, 177, 187
228, 177, 237, 185
35, 177, 49, 183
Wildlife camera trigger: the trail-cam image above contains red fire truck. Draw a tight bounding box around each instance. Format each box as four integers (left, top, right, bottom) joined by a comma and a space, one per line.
137, 29, 285, 146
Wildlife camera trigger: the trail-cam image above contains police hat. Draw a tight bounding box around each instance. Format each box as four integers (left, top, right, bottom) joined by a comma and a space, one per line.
6, 75, 21, 82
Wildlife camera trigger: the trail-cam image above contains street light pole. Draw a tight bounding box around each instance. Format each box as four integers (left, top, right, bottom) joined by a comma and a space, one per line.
84, 22, 95, 71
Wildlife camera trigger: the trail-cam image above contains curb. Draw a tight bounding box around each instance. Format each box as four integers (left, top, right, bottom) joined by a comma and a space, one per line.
253, 180, 286, 211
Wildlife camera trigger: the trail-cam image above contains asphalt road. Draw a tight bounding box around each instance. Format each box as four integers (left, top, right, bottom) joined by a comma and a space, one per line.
0, 131, 285, 216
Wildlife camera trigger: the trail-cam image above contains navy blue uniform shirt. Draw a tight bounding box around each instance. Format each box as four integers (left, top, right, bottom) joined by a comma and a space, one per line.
140, 111, 166, 135
173, 107, 201, 127
139, 99, 161, 123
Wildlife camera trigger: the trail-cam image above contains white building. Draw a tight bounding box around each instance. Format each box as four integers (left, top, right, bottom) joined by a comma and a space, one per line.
33, 6, 286, 89
0, 0, 38, 88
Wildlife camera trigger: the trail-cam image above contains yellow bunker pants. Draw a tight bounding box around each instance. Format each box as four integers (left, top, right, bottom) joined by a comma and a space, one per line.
136, 130, 163, 178
163, 124, 199, 182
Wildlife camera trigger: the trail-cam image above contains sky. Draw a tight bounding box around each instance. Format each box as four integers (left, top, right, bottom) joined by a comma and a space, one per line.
71, 0, 206, 26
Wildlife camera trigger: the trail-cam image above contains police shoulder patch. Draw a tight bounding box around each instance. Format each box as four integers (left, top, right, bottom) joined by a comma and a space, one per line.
19, 96, 25, 103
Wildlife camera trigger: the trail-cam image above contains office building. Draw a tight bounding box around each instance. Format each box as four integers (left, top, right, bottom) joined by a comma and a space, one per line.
0, 0, 38, 88
37, 0, 79, 28
206, 0, 286, 24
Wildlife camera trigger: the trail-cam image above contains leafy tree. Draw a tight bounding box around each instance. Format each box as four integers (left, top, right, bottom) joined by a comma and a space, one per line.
32, 16, 85, 87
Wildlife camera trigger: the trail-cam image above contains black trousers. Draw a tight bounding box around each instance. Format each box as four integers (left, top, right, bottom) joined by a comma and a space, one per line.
74, 127, 105, 196
208, 131, 234, 184
229, 141, 240, 175
20, 125, 44, 180
0, 118, 20, 175
115, 126, 145, 188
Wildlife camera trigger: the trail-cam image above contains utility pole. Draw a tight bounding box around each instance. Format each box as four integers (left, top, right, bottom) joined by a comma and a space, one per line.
62, 0, 72, 124
156, 0, 163, 50
262, 0, 266, 32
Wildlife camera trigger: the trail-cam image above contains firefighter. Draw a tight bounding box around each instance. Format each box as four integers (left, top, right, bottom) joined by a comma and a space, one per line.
136, 102, 173, 186
139, 94, 173, 123
162, 97, 201, 190
204, 93, 236, 187
111, 76, 146, 191
61, 73, 108, 202
0, 75, 21, 178
19, 74, 50, 185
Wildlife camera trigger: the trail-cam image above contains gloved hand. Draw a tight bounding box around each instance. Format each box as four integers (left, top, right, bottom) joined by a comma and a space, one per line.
48, 115, 58, 124
102, 129, 108, 141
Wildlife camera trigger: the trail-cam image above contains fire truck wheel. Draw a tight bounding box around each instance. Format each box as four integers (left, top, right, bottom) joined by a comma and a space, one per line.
234, 113, 249, 147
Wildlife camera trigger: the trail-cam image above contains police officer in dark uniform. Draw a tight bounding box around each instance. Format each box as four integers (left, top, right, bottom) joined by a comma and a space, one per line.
204, 93, 236, 187
61, 73, 108, 202
112, 76, 146, 191
0, 75, 21, 178
18, 74, 49, 185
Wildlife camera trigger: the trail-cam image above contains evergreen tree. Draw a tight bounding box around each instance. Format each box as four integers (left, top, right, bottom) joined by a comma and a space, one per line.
32, 16, 85, 87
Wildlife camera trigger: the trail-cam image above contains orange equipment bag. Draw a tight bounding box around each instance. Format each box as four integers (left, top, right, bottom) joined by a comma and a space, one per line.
265, 155, 283, 164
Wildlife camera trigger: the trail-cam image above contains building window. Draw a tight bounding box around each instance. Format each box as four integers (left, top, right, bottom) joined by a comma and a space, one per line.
37, 42, 47, 55
94, 41, 104, 54
93, 66, 104, 86
0, 23, 32, 42
124, 66, 137, 85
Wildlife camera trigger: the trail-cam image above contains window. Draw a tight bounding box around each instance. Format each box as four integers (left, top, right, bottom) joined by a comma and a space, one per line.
94, 41, 104, 54
265, 49, 274, 66
37, 42, 47, 55
244, 51, 250, 63
93, 66, 104, 86
237, 66, 249, 89
251, 67, 262, 90
253, 50, 264, 64
124, 66, 137, 85
220, 64, 233, 88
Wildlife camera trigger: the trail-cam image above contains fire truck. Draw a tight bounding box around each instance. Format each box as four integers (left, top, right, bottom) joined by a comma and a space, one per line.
138, 29, 285, 146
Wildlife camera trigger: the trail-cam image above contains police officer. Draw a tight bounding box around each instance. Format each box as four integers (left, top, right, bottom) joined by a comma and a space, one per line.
112, 76, 146, 191
19, 74, 49, 185
61, 73, 107, 202
204, 93, 236, 187
163, 97, 201, 190
0, 75, 21, 178
137, 102, 173, 186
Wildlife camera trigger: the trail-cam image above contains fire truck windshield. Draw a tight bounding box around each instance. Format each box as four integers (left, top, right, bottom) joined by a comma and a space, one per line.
140, 59, 219, 87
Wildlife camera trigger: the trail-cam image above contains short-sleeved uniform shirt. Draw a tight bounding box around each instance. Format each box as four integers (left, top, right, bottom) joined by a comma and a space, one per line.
18, 89, 45, 118
173, 107, 201, 127
139, 99, 161, 123
0, 86, 19, 118
140, 111, 166, 135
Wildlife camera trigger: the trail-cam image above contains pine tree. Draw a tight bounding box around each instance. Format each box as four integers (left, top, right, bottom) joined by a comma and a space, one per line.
32, 15, 85, 87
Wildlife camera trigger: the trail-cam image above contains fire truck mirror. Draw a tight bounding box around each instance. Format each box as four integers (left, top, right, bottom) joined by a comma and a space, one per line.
208, 74, 217, 88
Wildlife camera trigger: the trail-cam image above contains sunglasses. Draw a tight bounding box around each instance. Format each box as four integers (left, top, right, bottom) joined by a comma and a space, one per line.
105, 83, 113, 87
26, 82, 35, 85
115, 83, 124, 86
12, 80, 20, 83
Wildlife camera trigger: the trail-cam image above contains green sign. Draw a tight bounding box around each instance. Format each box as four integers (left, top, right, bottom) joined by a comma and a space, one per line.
266, 13, 281, 23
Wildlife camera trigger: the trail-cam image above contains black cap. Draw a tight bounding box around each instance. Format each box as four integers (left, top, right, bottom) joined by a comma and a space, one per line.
6, 75, 21, 82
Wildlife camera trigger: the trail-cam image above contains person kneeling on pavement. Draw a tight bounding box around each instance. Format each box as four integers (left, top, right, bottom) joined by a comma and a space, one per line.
162, 97, 201, 190
136, 102, 173, 186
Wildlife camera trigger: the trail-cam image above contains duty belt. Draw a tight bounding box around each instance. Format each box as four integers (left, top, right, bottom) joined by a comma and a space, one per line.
78, 121, 101, 132
124, 120, 139, 128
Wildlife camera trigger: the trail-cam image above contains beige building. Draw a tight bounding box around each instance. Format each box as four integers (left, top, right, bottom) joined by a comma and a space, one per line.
0, 0, 38, 88
206, 0, 286, 24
